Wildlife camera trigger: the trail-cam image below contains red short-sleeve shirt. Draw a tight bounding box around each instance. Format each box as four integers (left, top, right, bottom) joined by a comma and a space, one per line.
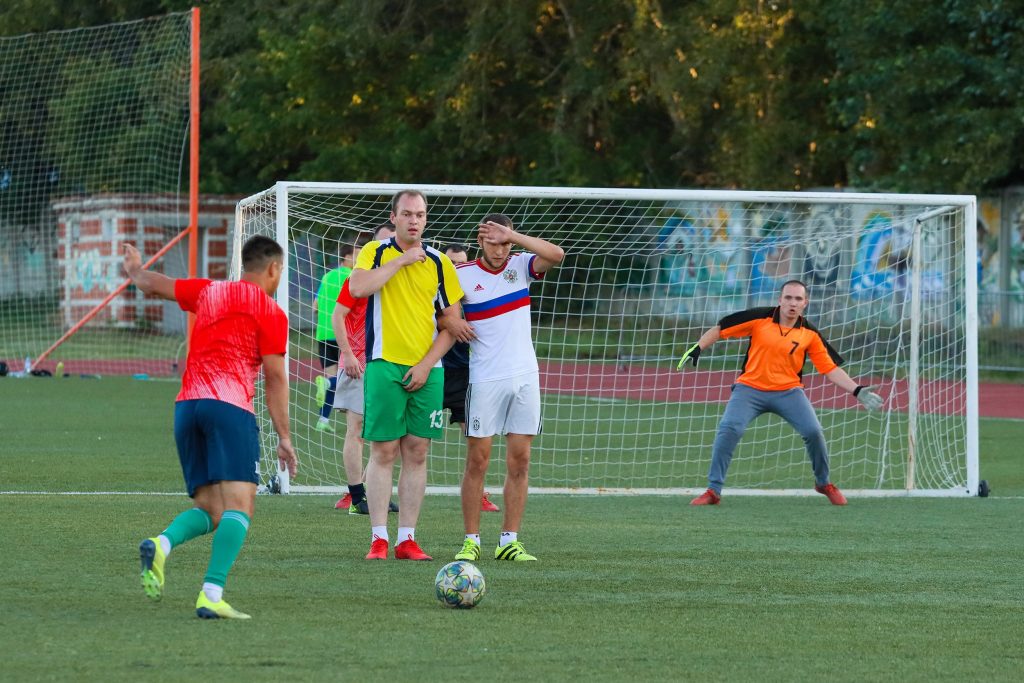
175, 278, 289, 412
335, 279, 367, 362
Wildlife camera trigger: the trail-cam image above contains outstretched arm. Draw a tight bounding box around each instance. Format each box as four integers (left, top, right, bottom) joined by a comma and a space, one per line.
677, 325, 721, 369
479, 221, 565, 274
122, 243, 176, 301
825, 367, 884, 410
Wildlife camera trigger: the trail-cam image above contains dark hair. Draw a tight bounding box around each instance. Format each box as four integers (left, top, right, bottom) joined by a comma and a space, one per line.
481, 213, 513, 228
780, 279, 808, 296
241, 235, 284, 273
444, 243, 469, 255
374, 220, 395, 239
390, 190, 427, 214
340, 243, 356, 259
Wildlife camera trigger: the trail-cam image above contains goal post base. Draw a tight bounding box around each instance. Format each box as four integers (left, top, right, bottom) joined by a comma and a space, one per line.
279, 485, 978, 498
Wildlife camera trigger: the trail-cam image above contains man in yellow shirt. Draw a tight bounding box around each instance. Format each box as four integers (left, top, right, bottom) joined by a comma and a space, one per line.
678, 280, 883, 506
348, 190, 470, 560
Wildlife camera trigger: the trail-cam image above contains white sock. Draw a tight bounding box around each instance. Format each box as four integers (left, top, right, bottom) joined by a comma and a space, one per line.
202, 582, 223, 603
499, 531, 517, 546
371, 526, 388, 543
397, 527, 415, 543
318, 416, 329, 425
157, 534, 172, 557
466, 534, 481, 545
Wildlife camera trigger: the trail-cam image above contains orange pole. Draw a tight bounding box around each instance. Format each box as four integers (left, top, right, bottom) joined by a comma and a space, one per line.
187, 7, 201, 340
30, 227, 193, 370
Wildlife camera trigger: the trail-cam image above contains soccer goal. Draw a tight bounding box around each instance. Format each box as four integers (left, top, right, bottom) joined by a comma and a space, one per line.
235, 182, 979, 498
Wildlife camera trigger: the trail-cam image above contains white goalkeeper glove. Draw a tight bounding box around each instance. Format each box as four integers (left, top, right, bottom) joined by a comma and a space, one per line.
853, 385, 883, 411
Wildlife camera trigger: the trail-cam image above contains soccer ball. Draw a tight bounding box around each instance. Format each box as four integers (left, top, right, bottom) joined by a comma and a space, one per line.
434, 561, 486, 609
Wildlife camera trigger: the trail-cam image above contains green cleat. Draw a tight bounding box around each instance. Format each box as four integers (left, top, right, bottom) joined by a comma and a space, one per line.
314, 420, 335, 433
196, 591, 251, 620
139, 538, 166, 601
454, 538, 481, 561
314, 375, 328, 405
494, 540, 537, 561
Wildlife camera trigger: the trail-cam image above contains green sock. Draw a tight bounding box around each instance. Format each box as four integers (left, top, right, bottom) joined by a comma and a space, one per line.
203, 510, 250, 588
161, 507, 213, 549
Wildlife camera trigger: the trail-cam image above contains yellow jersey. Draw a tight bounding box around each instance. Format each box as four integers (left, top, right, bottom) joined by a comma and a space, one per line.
354, 238, 464, 366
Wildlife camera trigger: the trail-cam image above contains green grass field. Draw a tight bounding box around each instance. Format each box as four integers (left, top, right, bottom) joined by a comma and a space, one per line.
1, 377, 1022, 681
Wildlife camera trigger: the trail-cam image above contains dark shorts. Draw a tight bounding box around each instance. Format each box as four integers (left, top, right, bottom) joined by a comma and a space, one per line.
318, 339, 340, 369
174, 399, 260, 497
443, 366, 469, 424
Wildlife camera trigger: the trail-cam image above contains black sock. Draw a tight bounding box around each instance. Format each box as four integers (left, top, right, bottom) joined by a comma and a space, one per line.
348, 483, 366, 504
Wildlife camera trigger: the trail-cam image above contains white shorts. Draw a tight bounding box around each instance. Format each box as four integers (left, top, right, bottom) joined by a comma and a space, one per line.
333, 372, 364, 414
465, 372, 542, 438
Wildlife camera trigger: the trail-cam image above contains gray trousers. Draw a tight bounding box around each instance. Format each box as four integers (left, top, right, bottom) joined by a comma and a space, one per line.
707, 384, 829, 493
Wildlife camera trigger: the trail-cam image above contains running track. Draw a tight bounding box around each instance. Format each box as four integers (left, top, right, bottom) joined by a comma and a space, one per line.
16, 357, 1023, 419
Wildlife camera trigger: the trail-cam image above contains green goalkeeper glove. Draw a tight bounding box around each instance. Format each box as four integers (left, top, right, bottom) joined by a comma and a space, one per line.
854, 385, 883, 411
676, 343, 702, 370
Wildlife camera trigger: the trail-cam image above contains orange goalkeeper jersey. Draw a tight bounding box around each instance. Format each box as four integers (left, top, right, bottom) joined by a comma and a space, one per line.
718, 307, 843, 391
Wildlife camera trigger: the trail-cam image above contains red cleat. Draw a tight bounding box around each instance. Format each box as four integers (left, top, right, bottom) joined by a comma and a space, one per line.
335, 493, 352, 510
481, 492, 500, 512
690, 488, 721, 506
365, 537, 388, 560
815, 483, 848, 506
394, 538, 432, 561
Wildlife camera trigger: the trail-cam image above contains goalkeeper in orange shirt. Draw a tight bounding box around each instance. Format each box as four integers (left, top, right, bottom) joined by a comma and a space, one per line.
677, 280, 883, 506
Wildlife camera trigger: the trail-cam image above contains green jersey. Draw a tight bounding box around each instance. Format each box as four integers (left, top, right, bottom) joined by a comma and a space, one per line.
315, 266, 352, 340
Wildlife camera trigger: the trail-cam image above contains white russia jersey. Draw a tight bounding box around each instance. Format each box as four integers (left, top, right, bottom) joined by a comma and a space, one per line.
457, 252, 543, 383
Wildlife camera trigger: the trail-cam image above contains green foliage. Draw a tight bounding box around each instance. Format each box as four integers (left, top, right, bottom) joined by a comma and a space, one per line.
2, 0, 1022, 194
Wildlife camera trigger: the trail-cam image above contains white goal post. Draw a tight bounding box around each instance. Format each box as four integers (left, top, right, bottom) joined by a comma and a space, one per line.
235, 182, 978, 498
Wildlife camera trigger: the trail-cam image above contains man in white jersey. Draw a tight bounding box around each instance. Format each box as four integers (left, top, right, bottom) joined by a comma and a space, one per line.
448, 213, 564, 562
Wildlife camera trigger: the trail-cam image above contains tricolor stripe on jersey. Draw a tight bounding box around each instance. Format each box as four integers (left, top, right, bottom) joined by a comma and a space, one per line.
463, 288, 530, 322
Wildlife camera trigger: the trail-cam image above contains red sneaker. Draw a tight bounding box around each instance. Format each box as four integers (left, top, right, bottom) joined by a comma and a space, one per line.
394, 538, 432, 561
365, 537, 388, 560
814, 483, 848, 506
690, 488, 721, 506
335, 493, 352, 510
481, 492, 500, 512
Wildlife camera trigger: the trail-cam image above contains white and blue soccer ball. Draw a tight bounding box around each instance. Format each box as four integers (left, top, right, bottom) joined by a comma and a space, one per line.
434, 561, 486, 609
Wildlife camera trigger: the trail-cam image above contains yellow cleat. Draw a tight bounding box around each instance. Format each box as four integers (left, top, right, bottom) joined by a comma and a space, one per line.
139, 538, 166, 601
494, 540, 537, 561
196, 591, 252, 620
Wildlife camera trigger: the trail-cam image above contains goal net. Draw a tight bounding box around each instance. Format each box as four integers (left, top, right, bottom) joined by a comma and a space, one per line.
236, 182, 979, 497
0, 12, 195, 379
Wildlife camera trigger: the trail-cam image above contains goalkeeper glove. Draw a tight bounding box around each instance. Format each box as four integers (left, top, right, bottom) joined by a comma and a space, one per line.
853, 385, 883, 411
676, 343, 702, 370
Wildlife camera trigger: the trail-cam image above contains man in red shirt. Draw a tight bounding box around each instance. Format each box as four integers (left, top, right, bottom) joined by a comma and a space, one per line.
678, 280, 883, 506
124, 236, 297, 619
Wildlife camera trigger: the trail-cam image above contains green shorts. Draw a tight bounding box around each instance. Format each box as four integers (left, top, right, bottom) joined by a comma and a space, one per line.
362, 360, 446, 441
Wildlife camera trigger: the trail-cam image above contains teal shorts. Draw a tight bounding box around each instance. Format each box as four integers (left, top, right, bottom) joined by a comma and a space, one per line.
362, 360, 445, 441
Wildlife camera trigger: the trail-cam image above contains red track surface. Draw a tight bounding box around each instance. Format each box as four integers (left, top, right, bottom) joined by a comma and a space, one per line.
9, 357, 1021, 419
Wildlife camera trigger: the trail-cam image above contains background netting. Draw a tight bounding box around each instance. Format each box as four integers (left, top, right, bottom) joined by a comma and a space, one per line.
0, 13, 193, 378
237, 184, 975, 496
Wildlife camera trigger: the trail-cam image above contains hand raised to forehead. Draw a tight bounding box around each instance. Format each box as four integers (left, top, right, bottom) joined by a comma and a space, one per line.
478, 221, 513, 245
